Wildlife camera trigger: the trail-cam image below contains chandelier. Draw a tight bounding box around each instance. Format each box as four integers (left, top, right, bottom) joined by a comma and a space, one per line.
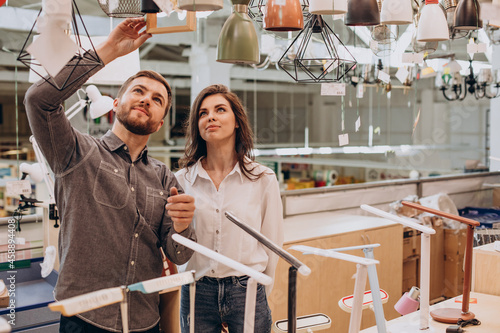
439, 60, 500, 100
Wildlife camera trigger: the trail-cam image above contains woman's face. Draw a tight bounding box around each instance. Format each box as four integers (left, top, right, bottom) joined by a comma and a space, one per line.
197, 93, 238, 145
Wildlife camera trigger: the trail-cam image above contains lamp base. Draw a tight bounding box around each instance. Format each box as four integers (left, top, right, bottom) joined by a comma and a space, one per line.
430, 308, 475, 324
385, 321, 437, 333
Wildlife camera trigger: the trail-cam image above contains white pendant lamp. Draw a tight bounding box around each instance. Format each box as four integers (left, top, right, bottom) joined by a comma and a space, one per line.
417, 0, 449, 42
309, 0, 347, 15
380, 0, 413, 25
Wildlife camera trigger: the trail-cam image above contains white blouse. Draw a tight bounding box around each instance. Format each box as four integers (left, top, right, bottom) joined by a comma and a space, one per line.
175, 159, 284, 294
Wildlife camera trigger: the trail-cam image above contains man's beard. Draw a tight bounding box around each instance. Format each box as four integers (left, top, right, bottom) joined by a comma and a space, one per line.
116, 107, 159, 135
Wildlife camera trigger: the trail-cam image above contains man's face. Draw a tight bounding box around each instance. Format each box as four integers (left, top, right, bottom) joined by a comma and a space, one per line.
113, 77, 168, 135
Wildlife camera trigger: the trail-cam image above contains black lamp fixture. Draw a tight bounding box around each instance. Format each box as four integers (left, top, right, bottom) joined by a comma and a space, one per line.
454, 0, 482, 31
97, 0, 143, 17
440, 59, 500, 100
17, 0, 102, 91
345, 0, 380, 26
278, 15, 356, 83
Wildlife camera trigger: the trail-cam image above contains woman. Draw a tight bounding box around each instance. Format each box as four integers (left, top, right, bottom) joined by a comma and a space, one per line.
176, 84, 284, 333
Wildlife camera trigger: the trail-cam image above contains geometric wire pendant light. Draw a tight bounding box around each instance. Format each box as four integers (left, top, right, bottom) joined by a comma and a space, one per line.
17, 0, 102, 91
278, 15, 357, 83
97, 0, 143, 17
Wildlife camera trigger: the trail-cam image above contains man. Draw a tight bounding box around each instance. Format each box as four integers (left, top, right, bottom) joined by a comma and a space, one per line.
24, 18, 196, 332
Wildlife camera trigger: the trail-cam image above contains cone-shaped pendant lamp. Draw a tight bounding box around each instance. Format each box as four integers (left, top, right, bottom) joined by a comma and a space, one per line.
454, 0, 482, 31
380, 0, 413, 25
416, 0, 449, 42
309, 0, 347, 15
179, 0, 224, 11
345, 0, 380, 26
217, 1, 260, 64
263, 0, 304, 31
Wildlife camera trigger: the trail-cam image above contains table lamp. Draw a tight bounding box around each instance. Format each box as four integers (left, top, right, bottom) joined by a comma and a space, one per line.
172, 234, 272, 333
224, 212, 331, 333
401, 201, 480, 324
361, 204, 435, 331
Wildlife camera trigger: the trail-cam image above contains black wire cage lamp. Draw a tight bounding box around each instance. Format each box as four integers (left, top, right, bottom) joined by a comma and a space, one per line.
278, 14, 357, 83
97, 0, 144, 18
17, 0, 102, 91
440, 59, 500, 100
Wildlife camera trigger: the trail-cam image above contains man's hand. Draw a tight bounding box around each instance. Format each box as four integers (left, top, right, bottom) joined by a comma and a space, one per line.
166, 187, 195, 233
96, 17, 152, 65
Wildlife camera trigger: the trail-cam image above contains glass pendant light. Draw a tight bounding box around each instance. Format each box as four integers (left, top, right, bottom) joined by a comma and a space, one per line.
345, 0, 380, 26
178, 0, 224, 11
263, 0, 304, 31
454, 0, 482, 31
217, 0, 260, 64
416, 0, 449, 42
380, 0, 413, 25
309, 0, 347, 15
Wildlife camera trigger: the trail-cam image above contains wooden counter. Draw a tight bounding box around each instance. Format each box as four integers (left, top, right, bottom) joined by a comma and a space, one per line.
268, 213, 403, 333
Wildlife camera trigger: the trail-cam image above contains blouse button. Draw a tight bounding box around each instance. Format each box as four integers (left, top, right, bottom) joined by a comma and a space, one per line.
216, 209, 219, 213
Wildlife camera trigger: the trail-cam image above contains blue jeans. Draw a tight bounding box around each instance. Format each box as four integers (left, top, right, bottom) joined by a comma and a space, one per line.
180, 276, 272, 333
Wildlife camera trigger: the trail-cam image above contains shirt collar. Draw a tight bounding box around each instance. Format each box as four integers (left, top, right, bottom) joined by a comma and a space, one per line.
184, 157, 245, 185
101, 130, 149, 164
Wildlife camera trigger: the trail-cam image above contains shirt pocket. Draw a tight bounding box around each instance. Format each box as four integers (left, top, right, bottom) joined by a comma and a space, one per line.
144, 186, 168, 228
93, 161, 129, 209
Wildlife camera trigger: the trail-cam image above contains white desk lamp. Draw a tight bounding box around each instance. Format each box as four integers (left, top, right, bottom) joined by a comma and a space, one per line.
49, 271, 196, 333
290, 245, 380, 333
361, 204, 436, 332
223, 212, 331, 333
172, 234, 272, 333
315, 243, 388, 333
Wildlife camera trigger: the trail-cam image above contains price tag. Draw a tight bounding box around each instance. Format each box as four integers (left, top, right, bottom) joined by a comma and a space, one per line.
351, 76, 359, 83
402, 52, 424, 64
355, 116, 361, 132
321, 83, 345, 96
6, 180, 32, 196
338, 133, 349, 146
356, 83, 364, 99
467, 42, 487, 54
378, 70, 391, 84
395, 67, 409, 84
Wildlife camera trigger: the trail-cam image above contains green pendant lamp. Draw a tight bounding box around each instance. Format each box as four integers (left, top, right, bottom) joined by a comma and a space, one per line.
454, 0, 482, 31
217, 0, 260, 64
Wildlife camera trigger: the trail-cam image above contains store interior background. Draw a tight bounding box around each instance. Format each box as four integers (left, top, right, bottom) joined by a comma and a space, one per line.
1, 1, 500, 332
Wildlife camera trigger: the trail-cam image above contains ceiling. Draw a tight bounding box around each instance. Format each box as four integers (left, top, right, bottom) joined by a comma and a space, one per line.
0, 0, 497, 90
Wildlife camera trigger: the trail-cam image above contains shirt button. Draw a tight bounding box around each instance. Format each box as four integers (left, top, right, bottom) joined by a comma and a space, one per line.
177, 251, 181, 254
216, 209, 219, 213
160, 191, 164, 196
216, 230, 219, 234
131, 187, 135, 192
130, 261, 135, 266
114, 169, 118, 173
124, 146, 128, 150
134, 233, 139, 238
131, 164, 134, 167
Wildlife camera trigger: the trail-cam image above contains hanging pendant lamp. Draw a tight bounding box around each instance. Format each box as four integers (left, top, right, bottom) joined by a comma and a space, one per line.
416, 0, 449, 42
217, 0, 260, 64
454, 0, 482, 31
345, 0, 380, 26
309, 0, 347, 15
141, 0, 160, 13
98, 0, 143, 17
263, 0, 304, 31
278, 15, 356, 83
178, 0, 224, 12
380, 0, 413, 25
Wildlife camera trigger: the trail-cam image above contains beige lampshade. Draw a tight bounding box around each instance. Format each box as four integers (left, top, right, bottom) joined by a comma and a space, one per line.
263, 0, 304, 31
217, 4, 260, 64
416, 0, 449, 42
309, 0, 347, 15
178, 0, 224, 11
380, 0, 413, 25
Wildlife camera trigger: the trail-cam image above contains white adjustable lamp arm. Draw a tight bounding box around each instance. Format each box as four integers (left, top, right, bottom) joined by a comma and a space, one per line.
361, 204, 435, 331
29, 136, 55, 203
